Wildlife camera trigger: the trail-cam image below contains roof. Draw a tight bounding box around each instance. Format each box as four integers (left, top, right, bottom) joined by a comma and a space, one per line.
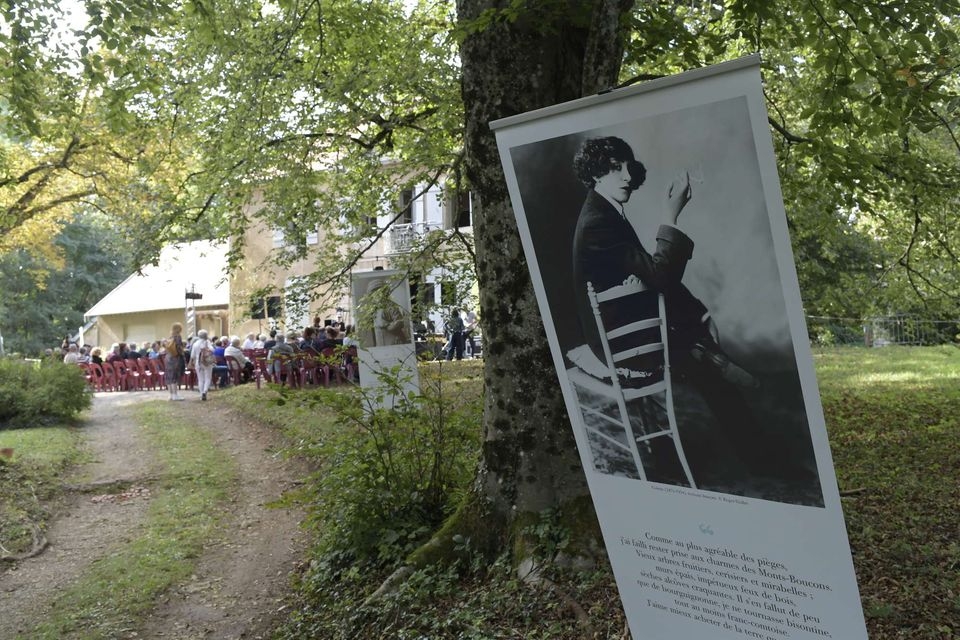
85, 240, 230, 317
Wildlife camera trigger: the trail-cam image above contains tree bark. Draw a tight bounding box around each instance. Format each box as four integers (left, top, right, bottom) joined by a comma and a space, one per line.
455, 0, 633, 558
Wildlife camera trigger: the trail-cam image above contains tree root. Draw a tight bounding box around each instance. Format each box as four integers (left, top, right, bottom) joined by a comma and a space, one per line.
63, 476, 158, 492
0, 520, 48, 562
839, 487, 867, 497
363, 491, 503, 606
519, 558, 597, 639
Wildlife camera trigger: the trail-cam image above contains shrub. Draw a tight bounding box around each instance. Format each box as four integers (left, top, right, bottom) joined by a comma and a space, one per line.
291, 364, 480, 568
0, 359, 91, 429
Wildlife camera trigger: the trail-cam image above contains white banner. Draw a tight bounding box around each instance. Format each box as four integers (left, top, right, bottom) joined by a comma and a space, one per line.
351, 269, 420, 408
491, 56, 867, 640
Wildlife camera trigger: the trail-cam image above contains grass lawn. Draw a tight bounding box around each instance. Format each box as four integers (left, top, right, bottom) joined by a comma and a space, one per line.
216, 349, 960, 639
2, 348, 956, 639
1, 401, 237, 640
0, 425, 86, 556
815, 346, 960, 639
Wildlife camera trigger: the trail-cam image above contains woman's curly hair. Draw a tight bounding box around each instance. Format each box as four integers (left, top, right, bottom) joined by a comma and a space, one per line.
573, 136, 646, 189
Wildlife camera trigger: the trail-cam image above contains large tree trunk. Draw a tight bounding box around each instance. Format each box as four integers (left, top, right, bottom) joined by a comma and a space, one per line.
454, 0, 634, 561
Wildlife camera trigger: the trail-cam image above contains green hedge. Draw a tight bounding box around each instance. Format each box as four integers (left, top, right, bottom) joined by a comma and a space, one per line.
0, 360, 91, 429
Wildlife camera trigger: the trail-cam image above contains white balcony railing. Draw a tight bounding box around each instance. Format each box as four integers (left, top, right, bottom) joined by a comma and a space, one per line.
388, 221, 444, 253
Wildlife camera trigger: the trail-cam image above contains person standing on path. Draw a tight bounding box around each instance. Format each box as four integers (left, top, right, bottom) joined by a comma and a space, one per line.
189, 329, 216, 401
445, 308, 465, 361
165, 322, 186, 401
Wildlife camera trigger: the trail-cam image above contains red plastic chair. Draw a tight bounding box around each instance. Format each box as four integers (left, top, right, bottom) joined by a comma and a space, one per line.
134, 358, 155, 390
180, 366, 196, 390
340, 346, 359, 383
224, 355, 244, 386
273, 354, 300, 388
149, 358, 166, 389
299, 355, 325, 387
321, 347, 346, 385
79, 363, 97, 391
124, 359, 143, 390
100, 360, 118, 391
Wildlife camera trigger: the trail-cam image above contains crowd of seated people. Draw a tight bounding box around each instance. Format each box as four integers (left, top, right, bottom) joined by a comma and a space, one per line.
57, 317, 360, 389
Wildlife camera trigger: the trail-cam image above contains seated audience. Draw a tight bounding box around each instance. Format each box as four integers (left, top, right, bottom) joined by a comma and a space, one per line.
263, 329, 278, 351
320, 326, 343, 350
106, 344, 123, 363
224, 337, 255, 382
63, 344, 80, 364
267, 333, 296, 381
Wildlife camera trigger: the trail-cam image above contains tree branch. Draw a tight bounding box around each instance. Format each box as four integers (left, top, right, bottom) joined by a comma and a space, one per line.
768, 117, 811, 144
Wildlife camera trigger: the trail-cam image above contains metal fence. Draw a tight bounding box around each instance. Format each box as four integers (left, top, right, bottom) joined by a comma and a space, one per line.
806, 315, 960, 347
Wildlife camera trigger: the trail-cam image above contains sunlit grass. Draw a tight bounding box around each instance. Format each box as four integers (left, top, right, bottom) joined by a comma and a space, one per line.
814, 346, 960, 639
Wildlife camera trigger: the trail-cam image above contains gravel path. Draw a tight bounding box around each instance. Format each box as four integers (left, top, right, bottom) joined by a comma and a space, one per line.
0, 390, 308, 640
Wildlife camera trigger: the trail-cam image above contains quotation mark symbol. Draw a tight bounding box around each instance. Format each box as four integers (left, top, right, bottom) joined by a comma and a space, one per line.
699, 523, 714, 535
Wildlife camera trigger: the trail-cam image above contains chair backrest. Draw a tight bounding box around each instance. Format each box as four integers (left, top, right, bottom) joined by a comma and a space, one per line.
149, 357, 164, 375
98, 360, 118, 391
88, 362, 105, 382
224, 355, 244, 384
588, 280, 669, 389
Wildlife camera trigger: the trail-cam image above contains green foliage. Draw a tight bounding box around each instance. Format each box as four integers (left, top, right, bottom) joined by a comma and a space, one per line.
0, 212, 133, 355
285, 363, 480, 568
0, 424, 84, 557
0, 359, 91, 429
281, 553, 627, 640
270, 347, 958, 639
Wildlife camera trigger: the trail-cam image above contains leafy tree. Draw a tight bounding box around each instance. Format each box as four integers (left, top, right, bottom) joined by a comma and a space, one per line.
5, 0, 960, 583
0, 213, 131, 355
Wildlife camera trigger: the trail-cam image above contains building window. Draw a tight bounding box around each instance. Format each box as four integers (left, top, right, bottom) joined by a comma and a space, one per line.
271, 227, 286, 248
456, 190, 472, 228
249, 295, 282, 320
284, 278, 312, 330
399, 188, 414, 225
439, 281, 457, 307
306, 228, 319, 245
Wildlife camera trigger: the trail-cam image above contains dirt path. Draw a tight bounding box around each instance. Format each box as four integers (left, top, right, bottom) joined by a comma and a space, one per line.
0, 390, 309, 640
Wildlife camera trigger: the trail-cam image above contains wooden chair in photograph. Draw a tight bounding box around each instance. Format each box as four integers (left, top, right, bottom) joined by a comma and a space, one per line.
565, 280, 695, 488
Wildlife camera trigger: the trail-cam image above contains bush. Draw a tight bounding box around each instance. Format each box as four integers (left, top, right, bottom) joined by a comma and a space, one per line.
300, 366, 480, 568
0, 359, 91, 429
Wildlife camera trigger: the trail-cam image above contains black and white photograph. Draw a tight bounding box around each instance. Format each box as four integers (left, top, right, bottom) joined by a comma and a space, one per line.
351, 269, 420, 406
352, 273, 414, 349
506, 96, 822, 507
494, 58, 868, 640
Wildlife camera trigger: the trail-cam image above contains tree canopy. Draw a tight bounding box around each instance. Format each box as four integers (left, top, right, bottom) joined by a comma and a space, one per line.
4, 0, 960, 612
3, 0, 960, 317
0, 212, 132, 355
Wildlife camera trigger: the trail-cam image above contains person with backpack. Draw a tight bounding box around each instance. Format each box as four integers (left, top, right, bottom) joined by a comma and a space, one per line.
164, 322, 187, 401
189, 329, 216, 401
